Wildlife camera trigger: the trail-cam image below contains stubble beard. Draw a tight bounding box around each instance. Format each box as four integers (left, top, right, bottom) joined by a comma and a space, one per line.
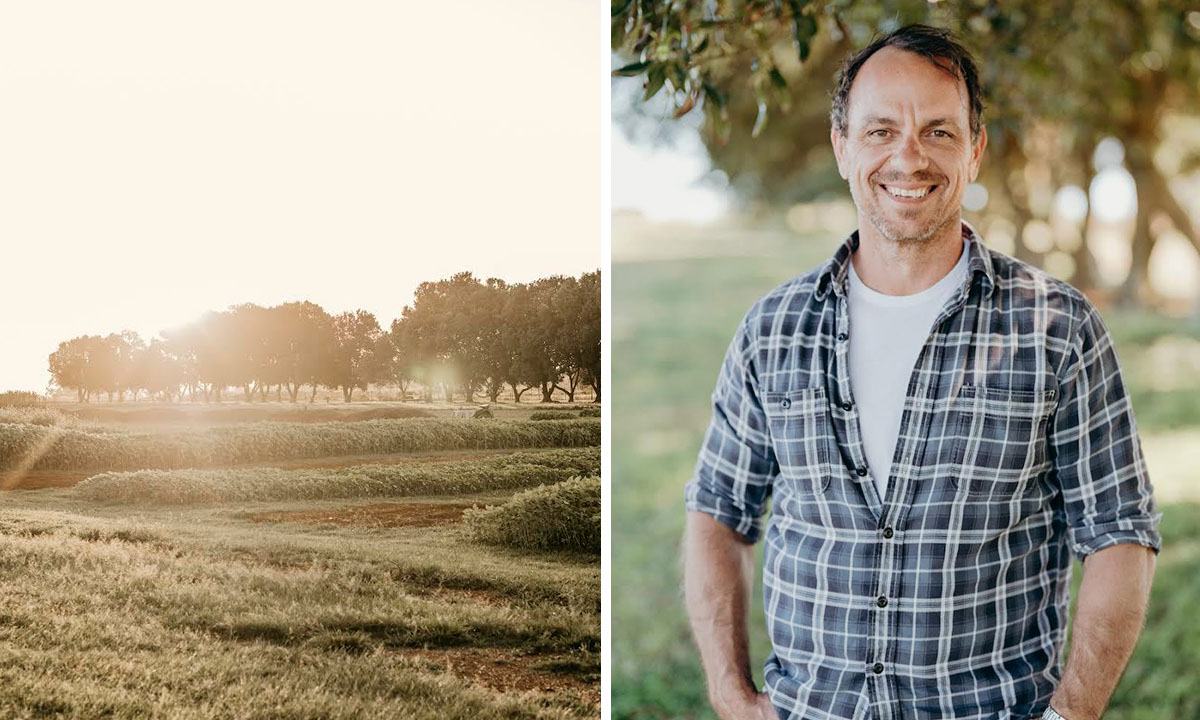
851, 178, 960, 249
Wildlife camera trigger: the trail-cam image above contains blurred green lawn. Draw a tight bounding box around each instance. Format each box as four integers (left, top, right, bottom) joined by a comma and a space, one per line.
612, 230, 1200, 719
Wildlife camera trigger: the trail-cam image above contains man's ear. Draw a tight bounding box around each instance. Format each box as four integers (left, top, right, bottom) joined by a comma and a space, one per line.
831, 127, 848, 180
968, 125, 988, 182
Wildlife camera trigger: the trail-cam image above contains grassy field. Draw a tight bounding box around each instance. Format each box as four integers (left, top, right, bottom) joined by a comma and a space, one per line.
0, 402, 600, 719
612, 228, 1200, 719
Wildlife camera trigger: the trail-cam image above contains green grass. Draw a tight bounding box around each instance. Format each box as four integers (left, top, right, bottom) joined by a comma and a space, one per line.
612, 235, 1200, 719
465, 476, 601, 553
0, 418, 600, 472
73, 447, 600, 505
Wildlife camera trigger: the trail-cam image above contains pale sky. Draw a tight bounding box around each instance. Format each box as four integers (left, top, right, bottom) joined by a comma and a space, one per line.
0, 0, 600, 393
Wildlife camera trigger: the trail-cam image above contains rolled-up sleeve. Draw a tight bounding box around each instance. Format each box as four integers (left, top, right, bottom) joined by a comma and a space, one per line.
1051, 302, 1163, 563
684, 308, 778, 543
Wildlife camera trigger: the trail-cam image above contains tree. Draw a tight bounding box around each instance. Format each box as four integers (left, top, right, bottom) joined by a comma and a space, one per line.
48, 336, 99, 402
329, 310, 385, 402
276, 301, 336, 403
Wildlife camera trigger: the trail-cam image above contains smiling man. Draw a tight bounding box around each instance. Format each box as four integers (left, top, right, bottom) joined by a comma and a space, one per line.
683, 24, 1161, 720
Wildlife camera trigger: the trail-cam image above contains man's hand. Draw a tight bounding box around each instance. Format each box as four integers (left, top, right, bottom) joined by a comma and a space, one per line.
711, 688, 778, 720
753, 690, 780, 720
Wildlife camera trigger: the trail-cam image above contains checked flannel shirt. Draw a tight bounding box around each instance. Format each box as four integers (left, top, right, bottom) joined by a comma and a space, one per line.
684, 222, 1162, 720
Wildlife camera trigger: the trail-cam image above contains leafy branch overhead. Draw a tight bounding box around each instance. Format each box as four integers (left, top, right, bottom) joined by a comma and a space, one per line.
612, 0, 828, 145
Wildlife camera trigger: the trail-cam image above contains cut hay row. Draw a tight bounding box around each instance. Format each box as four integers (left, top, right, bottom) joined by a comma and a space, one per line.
0, 418, 599, 472
464, 476, 600, 553
73, 447, 601, 505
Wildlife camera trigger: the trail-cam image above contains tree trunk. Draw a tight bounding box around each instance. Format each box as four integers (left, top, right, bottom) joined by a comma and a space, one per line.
509, 382, 530, 403
287, 382, 299, 403
553, 369, 581, 403
343, 385, 353, 403
310, 384, 319, 403
540, 381, 555, 403
1120, 145, 1160, 308
590, 376, 601, 403
77, 387, 84, 403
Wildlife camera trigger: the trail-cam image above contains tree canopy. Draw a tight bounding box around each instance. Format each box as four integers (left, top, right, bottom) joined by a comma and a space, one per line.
613, 1, 1200, 306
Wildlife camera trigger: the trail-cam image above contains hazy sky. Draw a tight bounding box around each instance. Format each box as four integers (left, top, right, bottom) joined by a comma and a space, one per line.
0, 1, 600, 392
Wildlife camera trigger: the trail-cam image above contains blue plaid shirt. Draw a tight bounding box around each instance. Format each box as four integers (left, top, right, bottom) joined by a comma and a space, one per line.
685, 222, 1162, 720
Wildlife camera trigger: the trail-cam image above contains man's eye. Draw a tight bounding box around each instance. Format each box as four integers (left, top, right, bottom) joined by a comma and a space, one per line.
869, 129, 890, 137
931, 130, 952, 138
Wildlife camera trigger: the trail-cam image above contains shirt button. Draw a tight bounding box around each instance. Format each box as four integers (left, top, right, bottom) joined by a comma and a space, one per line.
780, 398, 791, 409
883, 527, 894, 539
872, 663, 884, 674
841, 401, 853, 411
877, 596, 888, 608
855, 466, 868, 477
837, 332, 848, 341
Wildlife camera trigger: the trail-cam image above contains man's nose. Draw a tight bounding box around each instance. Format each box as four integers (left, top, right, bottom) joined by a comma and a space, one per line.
890, 133, 930, 174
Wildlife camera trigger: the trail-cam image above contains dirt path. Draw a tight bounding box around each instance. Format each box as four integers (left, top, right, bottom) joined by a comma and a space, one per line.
247, 502, 474, 529
406, 647, 599, 706
0, 448, 518, 492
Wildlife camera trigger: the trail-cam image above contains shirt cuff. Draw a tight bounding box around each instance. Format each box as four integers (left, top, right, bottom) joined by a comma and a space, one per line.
1066, 513, 1163, 562
684, 478, 765, 544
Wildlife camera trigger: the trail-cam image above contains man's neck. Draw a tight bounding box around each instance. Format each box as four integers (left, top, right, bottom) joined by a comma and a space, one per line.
851, 218, 965, 296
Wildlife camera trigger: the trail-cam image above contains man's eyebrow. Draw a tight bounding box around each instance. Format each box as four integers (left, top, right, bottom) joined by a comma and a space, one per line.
925, 118, 963, 129
861, 115, 897, 126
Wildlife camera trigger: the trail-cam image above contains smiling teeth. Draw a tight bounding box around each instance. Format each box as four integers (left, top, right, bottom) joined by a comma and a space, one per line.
886, 186, 931, 198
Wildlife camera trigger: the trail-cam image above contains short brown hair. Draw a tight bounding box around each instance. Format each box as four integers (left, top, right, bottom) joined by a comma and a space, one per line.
830, 24, 984, 139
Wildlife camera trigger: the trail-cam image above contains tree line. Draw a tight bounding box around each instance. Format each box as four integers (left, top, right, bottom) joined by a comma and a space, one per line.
48, 270, 600, 404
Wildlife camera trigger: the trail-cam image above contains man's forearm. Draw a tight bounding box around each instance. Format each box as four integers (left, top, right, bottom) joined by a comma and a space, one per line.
683, 511, 759, 717
1049, 543, 1157, 720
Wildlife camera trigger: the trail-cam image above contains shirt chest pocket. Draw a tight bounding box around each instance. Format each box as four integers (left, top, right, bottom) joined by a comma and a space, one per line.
762, 387, 833, 495
949, 385, 1058, 497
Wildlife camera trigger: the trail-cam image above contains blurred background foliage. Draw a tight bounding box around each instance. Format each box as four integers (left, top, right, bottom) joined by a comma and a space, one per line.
611, 2, 1200, 718
613, 0, 1200, 308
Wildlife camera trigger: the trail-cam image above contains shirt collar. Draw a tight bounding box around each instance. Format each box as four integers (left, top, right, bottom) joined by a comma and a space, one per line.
813, 220, 995, 302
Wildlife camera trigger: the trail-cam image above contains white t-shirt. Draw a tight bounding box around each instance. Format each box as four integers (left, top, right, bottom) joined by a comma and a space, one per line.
846, 238, 969, 503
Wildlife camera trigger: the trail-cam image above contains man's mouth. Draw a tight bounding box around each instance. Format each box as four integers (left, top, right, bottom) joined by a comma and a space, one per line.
880, 184, 938, 201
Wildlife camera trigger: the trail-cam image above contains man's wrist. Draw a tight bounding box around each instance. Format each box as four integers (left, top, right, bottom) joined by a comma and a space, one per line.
1041, 704, 1069, 720
709, 678, 759, 719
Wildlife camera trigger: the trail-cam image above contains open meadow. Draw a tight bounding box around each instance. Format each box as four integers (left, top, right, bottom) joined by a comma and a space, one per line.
613, 226, 1200, 719
0, 401, 601, 719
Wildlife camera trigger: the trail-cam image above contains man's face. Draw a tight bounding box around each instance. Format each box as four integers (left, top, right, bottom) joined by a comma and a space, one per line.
831, 46, 986, 246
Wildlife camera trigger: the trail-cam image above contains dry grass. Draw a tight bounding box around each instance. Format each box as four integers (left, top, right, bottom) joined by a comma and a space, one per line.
465, 477, 601, 553
0, 418, 600, 472
72, 447, 600, 505
0, 494, 599, 719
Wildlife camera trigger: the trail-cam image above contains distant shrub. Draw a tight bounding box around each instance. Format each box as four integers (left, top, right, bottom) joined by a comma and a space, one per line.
0, 418, 600, 472
0, 406, 118, 434
0, 391, 44, 408
577, 406, 600, 418
473, 407, 494, 419
464, 476, 600, 553
530, 411, 577, 421
73, 447, 600, 505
